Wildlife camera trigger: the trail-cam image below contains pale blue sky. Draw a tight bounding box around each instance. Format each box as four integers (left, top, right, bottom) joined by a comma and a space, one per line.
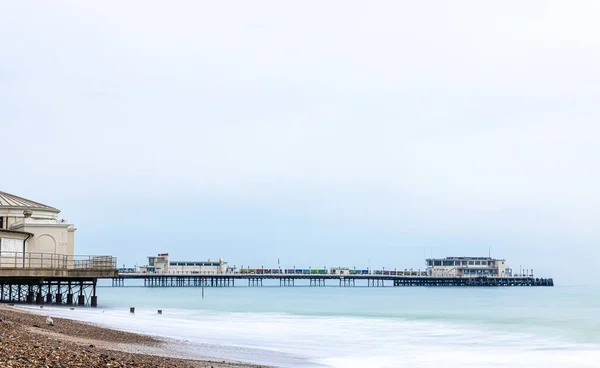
1, 1, 599, 283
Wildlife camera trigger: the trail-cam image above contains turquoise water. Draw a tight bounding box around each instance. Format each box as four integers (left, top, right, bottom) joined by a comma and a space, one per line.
98, 285, 600, 343
26, 284, 600, 367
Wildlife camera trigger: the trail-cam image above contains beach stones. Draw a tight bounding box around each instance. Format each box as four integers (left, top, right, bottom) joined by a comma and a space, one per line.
0, 308, 240, 368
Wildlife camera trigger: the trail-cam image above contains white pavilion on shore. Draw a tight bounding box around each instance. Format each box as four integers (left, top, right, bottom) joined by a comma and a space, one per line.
0, 191, 76, 263
0, 191, 116, 307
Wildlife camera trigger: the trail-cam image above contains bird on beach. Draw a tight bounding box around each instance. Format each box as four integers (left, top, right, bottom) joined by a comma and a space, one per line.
46, 315, 54, 326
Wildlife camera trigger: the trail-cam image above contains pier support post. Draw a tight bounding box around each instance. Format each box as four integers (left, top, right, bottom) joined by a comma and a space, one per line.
56, 283, 62, 305
35, 284, 44, 305
91, 280, 98, 307
46, 292, 52, 304
26, 285, 33, 304
67, 281, 73, 304
78, 281, 85, 305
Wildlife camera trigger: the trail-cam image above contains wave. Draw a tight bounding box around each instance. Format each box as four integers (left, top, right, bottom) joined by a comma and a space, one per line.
19, 305, 600, 368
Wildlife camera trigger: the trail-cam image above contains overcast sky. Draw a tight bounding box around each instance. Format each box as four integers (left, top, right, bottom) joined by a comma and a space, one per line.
1, 1, 599, 282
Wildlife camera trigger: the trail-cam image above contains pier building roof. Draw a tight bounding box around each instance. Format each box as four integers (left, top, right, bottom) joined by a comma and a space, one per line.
0, 191, 59, 213
170, 261, 224, 266
426, 256, 505, 261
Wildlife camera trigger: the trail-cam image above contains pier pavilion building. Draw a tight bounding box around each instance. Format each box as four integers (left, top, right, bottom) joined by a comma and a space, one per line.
0, 191, 76, 259
426, 256, 510, 277
140, 253, 229, 275
0, 191, 116, 306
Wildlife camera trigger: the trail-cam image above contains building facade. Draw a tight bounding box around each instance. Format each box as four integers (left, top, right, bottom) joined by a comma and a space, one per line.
426, 256, 510, 277
140, 253, 229, 275
330, 267, 351, 275
0, 191, 76, 265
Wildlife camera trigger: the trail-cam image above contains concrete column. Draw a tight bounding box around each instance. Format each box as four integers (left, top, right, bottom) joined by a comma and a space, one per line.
36, 293, 44, 305
66, 294, 73, 305
78, 295, 85, 306
26, 293, 34, 304
55, 293, 62, 305
46, 293, 52, 304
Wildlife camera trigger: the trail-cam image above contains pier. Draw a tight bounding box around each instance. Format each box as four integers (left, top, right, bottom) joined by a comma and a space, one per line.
111, 273, 554, 287
0, 252, 118, 306
114, 254, 554, 288
0, 191, 119, 307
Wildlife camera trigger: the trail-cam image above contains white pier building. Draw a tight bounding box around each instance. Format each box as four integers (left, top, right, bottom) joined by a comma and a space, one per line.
426, 256, 510, 277
0, 191, 117, 306
0, 191, 76, 259
140, 253, 229, 275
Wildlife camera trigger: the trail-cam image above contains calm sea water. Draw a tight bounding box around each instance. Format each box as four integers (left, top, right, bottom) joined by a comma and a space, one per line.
22, 283, 600, 367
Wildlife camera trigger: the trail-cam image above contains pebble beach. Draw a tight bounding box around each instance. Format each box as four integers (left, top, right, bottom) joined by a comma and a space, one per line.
0, 306, 268, 368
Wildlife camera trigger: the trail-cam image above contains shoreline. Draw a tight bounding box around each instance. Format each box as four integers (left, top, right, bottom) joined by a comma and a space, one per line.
0, 305, 270, 368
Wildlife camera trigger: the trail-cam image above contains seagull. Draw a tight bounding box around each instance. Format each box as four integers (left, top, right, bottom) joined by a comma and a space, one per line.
46, 315, 54, 326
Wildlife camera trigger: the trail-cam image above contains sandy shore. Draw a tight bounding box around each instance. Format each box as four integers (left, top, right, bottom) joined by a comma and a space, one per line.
0, 305, 270, 368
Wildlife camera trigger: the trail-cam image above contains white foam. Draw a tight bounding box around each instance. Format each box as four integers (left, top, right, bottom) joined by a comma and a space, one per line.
20, 305, 600, 368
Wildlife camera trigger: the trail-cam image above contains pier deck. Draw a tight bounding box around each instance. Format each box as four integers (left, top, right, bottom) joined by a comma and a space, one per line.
113, 273, 554, 287
0, 252, 118, 307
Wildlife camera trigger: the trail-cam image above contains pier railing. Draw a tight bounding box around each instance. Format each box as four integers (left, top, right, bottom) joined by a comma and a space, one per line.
0, 251, 117, 270
119, 271, 535, 280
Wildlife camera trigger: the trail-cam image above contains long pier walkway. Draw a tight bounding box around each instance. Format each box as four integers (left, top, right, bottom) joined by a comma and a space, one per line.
112, 274, 554, 287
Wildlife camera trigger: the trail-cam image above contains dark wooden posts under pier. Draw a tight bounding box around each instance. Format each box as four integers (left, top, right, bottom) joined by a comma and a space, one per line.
0, 278, 100, 307
392, 277, 554, 287
280, 278, 294, 287
112, 277, 125, 287
248, 277, 262, 287
339, 278, 355, 287
367, 279, 386, 287
309, 278, 326, 286
114, 274, 554, 288
137, 276, 236, 287
0, 254, 117, 307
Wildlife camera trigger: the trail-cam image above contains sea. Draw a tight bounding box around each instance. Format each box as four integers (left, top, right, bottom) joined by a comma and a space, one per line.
19, 283, 600, 368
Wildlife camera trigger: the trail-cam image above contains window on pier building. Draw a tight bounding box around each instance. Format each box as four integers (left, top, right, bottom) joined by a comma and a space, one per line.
442, 260, 453, 266
475, 261, 481, 265
434, 260, 442, 266
468, 261, 474, 265
427, 260, 433, 266
462, 261, 468, 265
481, 261, 487, 266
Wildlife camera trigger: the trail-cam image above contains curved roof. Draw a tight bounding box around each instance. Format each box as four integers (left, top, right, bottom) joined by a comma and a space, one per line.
0, 191, 59, 212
